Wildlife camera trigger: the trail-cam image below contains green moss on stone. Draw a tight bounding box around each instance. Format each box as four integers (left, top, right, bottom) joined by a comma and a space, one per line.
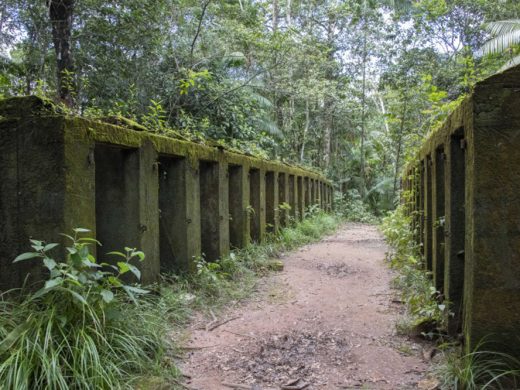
0, 95, 64, 118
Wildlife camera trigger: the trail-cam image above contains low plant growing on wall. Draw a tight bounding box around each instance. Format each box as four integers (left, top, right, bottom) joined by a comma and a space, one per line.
0, 229, 170, 389
381, 203, 446, 337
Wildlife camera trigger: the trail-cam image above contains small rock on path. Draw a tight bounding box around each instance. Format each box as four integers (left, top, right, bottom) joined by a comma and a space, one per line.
180, 224, 429, 389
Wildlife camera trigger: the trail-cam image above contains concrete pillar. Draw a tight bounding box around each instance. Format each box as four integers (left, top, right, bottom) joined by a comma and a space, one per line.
324, 185, 329, 211
288, 174, 297, 222
137, 141, 160, 283
199, 160, 229, 262
423, 156, 433, 271
278, 172, 289, 227
316, 180, 323, 210
229, 165, 250, 249
297, 176, 304, 220
463, 74, 520, 355
444, 130, 466, 336
249, 168, 266, 242
158, 157, 201, 273
265, 171, 279, 233
304, 177, 310, 216
311, 179, 316, 205
0, 115, 97, 291
414, 167, 422, 246
432, 147, 446, 294
95, 142, 160, 284
419, 160, 425, 257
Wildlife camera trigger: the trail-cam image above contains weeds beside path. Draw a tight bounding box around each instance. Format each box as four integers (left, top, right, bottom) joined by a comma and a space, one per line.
179, 224, 430, 389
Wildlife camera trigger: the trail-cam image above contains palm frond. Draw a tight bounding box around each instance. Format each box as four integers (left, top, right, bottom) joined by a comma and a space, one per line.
481, 29, 520, 55
252, 117, 282, 138
251, 92, 273, 110
484, 20, 520, 36
367, 177, 393, 197
379, 0, 413, 12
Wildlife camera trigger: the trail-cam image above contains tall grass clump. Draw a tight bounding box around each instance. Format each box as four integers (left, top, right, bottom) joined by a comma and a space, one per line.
0, 229, 170, 389
435, 341, 520, 390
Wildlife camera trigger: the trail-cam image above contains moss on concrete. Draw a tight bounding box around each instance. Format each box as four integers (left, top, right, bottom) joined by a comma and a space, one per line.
402, 63, 520, 357
0, 95, 333, 292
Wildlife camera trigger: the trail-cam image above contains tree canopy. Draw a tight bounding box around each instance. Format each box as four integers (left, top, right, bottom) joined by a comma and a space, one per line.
1, 0, 519, 214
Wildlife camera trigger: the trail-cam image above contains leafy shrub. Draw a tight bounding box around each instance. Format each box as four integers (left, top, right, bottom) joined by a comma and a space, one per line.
335, 190, 377, 223
0, 229, 168, 389
381, 205, 446, 336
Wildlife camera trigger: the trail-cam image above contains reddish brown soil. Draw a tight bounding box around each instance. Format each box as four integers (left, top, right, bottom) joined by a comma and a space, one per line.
179, 224, 429, 390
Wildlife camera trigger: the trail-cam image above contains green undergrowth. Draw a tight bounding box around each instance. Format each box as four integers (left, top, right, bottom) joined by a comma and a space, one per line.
382, 202, 520, 389
160, 211, 341, 313
0, 211, 342, 389
434, 341, 520, 390
335, 191, 378, 223
381, 203, 445, 337
0, 229, 171, 390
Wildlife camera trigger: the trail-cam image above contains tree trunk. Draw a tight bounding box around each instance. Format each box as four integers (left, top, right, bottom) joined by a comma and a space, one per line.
286, 0, 291, 26
273, 0, 279, 32
49, 0, 75, 107
393, 94, 408, 200
300, 99, 310, 162
359, 27, 368, 198
322, 14, 336, 170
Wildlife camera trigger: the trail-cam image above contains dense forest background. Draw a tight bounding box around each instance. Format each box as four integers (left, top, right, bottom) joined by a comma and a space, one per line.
1, 0, 519, 214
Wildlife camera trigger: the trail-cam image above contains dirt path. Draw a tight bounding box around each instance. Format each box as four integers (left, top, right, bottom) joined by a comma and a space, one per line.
180, 224, 429, 389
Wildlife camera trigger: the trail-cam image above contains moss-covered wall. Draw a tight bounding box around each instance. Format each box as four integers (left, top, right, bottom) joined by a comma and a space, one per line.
402, 64, 520, 357
0, 96, 333, 291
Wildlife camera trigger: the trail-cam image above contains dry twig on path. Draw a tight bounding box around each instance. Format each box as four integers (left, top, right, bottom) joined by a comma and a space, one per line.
206, 315, 241, 331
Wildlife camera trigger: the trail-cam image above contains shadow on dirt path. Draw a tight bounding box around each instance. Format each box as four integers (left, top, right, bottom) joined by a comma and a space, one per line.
180, 224, 429, 389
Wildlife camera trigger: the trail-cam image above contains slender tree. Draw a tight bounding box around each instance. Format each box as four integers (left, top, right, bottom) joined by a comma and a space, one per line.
48, 0, 74, 106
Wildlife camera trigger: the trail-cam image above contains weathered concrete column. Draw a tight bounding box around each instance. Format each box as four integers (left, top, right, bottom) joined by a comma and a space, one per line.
95, 147, 139, 267
249, 168, 266, 242
137, 141, 160, 283
414, 167, 422, 246
199, 159, 229, 262
432, 147, 446, 294
95, 142, 160, 284
324, 185, 329, 211
278, 172, 289, 227
463, 73, 520, 355
159, 157, 201, 273
288, 174, 297, 222
297, 176, 305, 220
444, 130, 466, 336
423, 155, 433, 271
304, 177, 310, 216
0, 111, 97, 290
311, 179, 316, 205
265, 171, 279, 233
419, 160, 425, 256
229, 165, 250, 249
316, 180, 323, 210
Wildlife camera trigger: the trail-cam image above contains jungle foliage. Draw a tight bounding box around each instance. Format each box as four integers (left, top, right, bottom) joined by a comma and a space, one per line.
1, 0, 519, 213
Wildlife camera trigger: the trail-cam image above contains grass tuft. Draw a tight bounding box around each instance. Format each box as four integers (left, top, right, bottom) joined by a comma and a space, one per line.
435, 341, 520, 390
